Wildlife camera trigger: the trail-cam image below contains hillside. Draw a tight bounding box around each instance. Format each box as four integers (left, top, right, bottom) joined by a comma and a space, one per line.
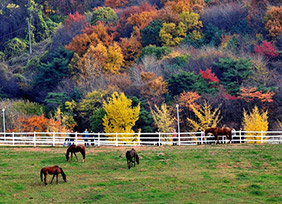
1, 0, 282, 134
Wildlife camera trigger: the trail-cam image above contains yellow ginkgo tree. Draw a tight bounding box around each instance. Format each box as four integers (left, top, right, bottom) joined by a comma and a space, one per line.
187, 101, 222, 131
103, 92, 140, 143
150, 103, 175, 142
242, 106, 268, 143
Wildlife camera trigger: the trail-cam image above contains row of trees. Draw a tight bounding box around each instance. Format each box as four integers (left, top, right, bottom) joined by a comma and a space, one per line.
0, 92, 272, 144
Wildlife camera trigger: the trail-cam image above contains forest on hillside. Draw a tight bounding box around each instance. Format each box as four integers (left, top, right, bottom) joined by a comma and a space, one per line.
1, 0, 282, 135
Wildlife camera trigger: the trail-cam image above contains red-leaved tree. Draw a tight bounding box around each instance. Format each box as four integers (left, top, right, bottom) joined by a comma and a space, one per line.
65, 11, 86, 30
200, 68, 220, 83
254, 41, 279, 59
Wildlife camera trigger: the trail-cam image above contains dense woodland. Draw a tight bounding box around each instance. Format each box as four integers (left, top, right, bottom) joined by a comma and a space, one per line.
1, 0, 282, 135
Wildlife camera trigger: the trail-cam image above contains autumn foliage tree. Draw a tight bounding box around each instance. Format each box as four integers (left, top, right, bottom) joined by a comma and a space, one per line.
159, 22, 187, 46
187, 101, 222, 131
103, 92, 140, 142
104, 0, 128, 8
264, 6, 282, 38
150, 103, 174, 141
163, 0, 205, 14
9, 114, 62, 133
200, 68, 220, 84
178, 91, 201, 110
242, 106, 268, 143
66, 22, 114, 57
119, 36, 142, 68
239, 87, 275, 103
91, 7, 118, 25
140, 72, 168, 105
65, 11, 86, 30
254, 41, 279, 59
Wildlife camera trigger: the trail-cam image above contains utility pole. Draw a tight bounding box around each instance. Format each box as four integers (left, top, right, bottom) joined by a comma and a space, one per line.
27, 18, 32, 54
176, 104, 180, 145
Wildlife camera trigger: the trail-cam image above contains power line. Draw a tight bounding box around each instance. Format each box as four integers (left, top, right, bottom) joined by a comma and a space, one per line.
0, 27, 26, 40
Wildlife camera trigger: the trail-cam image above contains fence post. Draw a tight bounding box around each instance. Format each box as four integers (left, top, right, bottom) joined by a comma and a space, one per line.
53, 132, 55, 146
98, 132, 100, 146
178, 132, 181, 146
138, 132, 140, 146
158, 132, 161, 146
33, 132, 36, 147
200, 132, 203, 145
261, 131, 263, 144
75, 132, 78, 145
116, 132, 118, 146
12, 132, 15, 146
239, 130, 241, 143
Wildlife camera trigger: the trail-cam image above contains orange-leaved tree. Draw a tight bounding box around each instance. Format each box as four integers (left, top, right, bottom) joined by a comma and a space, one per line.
239, 87, 275, 103
9, 114, 59, 133
140, 72, 168, 105
242, 106, 268, 143
119, 36, 142, 68
264, 6, 282, 38
104, 0, 128, 8
164, 0, 205, 14
178, 91, 201, 110
66, 22, 114, 57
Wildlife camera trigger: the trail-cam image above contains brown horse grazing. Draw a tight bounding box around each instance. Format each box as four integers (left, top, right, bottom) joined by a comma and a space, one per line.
126, 148, 139, 169
40, 165, 67, 185
66, 144, 86, 162
205, 127, 232, 144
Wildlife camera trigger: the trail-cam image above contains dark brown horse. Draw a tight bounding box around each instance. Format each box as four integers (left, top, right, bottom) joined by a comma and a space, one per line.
205, 127, 232, 144
66, 144, 86, 162
126, 148, 139, 169
40, 165, 67, 185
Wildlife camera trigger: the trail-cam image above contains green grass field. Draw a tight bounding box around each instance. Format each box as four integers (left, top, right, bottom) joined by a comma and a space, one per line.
1, 144, 282, 204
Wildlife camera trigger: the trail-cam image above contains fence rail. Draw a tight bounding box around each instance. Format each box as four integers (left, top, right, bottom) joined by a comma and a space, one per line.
0, 131, 282, 147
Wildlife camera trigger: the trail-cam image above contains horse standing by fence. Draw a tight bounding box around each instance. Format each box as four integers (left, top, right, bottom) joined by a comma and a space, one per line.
40, 165, 67, 185
126, 148, 139, 169
66, 144, 86, 162
205, 127, 232, 144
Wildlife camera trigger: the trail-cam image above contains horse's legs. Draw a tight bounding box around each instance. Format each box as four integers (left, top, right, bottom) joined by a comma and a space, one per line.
127, 160, 131, 169
74, 152, 78, 161
50, 174, 56, 184
56, 174, 59, 184
71, 152, 73, 161
44, 173, 48, 185
215, 134, 219, 144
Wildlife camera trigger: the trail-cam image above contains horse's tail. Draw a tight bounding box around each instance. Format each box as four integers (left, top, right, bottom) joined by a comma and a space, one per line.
60, 168, 67, 182
136, 153, 140, 165
40, 168, 43, 182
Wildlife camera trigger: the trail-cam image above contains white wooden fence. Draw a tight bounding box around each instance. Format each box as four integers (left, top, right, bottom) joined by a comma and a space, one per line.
0, 131, 282, 147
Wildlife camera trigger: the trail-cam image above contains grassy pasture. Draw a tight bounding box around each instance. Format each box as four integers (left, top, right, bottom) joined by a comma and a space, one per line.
1, 144, 282, 204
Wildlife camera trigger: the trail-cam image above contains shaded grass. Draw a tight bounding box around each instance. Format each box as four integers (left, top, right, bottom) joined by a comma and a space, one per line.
1, 144, 282, 203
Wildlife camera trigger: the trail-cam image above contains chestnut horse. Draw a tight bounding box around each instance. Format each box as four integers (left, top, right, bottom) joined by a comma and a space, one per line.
40, 165, 67, 185
126, 148, 139, 169
205, 127, 232, 144
66, 144, 86, 162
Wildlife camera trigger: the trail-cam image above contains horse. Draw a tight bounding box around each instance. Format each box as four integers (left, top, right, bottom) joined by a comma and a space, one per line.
205, 127, 232, 144
66, 144, 86, 162
126, 148, 139, 169
40, 165, 67, 185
